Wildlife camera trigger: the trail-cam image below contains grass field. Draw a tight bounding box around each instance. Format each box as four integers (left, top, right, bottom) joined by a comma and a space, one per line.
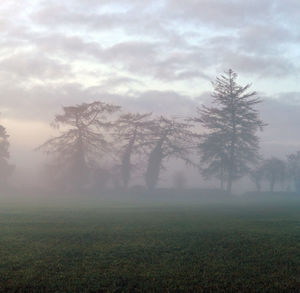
0, 195, 300, 292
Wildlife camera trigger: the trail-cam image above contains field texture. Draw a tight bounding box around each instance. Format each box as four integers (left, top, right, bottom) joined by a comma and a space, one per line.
0, 197, 300, 292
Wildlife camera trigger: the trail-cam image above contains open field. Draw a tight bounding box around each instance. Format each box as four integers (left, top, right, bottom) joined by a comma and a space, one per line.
0, 195, 300, 292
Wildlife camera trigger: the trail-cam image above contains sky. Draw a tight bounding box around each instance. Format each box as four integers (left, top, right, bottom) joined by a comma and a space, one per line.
0, 0, 300, 172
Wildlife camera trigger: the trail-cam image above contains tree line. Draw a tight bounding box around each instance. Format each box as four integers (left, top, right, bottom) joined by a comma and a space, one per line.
1, 69, 300, 194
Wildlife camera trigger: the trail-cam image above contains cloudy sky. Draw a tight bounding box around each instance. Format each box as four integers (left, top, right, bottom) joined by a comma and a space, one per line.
0, 0, 300, 166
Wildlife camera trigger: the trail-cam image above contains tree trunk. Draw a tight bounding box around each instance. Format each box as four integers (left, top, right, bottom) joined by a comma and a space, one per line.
121, 149, 131, 189
145, 139, 164, 191
121, 129, 137, 189
226, 78, 236, 194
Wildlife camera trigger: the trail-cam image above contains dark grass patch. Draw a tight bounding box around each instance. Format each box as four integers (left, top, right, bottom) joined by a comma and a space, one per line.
0, 199, 300, 292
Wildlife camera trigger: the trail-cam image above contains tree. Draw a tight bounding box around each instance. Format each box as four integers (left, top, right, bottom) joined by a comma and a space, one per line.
0, 124, 14, 185
114, 112, 154, 189
249, 164, 265, 192
194, 69, 265, 193
38, 101, 120, 191
262, 158, 286, 192
145, 116, 195, 190
287, 151, 300, 192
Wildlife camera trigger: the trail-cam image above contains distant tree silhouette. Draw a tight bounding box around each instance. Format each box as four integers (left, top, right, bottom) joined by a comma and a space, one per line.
249, 164, 265, 192
0, 124, 14, 185
38, 101, 120, 191
145, 116, 195, 190
114, 112, 154, 189
262, 158, 286, 192
194, 69, 265, 193
287, 151, 300, 192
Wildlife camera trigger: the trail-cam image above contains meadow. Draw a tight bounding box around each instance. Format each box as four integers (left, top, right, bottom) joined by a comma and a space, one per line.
0, 194, 300, 292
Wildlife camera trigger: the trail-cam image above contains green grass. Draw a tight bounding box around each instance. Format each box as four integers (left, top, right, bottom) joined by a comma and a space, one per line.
0, 197, 300, 292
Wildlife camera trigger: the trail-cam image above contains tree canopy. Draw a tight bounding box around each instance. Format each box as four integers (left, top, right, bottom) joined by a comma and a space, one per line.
194, 69, 265, 192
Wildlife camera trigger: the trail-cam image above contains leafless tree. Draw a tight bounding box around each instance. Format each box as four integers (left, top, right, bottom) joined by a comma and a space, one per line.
114, 112, 154, 188
262, 158, 286, 192
38, 101, 120, 191
249, 164, 265, 192
145, 116, 196, 190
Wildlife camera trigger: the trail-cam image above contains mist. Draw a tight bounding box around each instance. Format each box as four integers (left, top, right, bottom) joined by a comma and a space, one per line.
0, 0, 299, 196
1, 1, 300, 292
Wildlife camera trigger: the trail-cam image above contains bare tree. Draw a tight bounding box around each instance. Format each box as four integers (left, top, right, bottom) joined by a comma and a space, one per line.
145, 116, 195, 190
249, 164, 265, 192
114, 112, 154, 189
38, 101, 120, 191
262, 158, 286, 192
194, 69, 265, 193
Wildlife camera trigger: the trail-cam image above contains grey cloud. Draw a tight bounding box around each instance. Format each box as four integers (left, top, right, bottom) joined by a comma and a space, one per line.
237, 25, 297, 55
36, 34, 104, 60
216, 50, 298, 77
32, 0, 169, 38
0, 51, 72, 80
0, 82, 94, 121
259, 96, 300, 155
276, 92, 300, 105
0, 0, 299, 125
121, 90, 198, 116
165, 0, 274, 28
1, 0, 298, 84
100, 76, 144, 90
0, 79, 198, 122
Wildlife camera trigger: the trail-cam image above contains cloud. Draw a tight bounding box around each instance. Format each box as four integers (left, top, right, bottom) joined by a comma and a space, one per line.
217, 50, 298, 77
259, 95, 300, 156
165, 0, 274, 28
0, 0, 299, 160
0, 51, 72, 80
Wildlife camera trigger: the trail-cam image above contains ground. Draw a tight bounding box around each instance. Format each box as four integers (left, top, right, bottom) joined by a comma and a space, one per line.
0, 195, 300, 292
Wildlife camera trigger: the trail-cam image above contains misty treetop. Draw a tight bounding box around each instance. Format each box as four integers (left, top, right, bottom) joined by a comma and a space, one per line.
3, 69, 300, 194
194, 69, 266, 193
38, 101, 121, 191
145, 116, 197, 190
38, 70, 268, 193
114, 112, 154, 188
249, 156, 300, 193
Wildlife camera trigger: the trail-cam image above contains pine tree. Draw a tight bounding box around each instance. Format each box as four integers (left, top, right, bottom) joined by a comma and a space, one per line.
194, 69, 265, 193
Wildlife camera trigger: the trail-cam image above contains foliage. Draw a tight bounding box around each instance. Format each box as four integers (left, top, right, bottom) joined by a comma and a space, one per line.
38, 101, 120, 190
145, 116, 196, 190
194, 69, 265, 192
249, 164, 265, 192
262, 157, 286, 192
114, 112, 154, 188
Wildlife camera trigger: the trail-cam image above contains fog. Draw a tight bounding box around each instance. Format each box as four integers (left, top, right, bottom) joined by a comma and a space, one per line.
2, 2, 300, 292
0, 0, 300, 199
